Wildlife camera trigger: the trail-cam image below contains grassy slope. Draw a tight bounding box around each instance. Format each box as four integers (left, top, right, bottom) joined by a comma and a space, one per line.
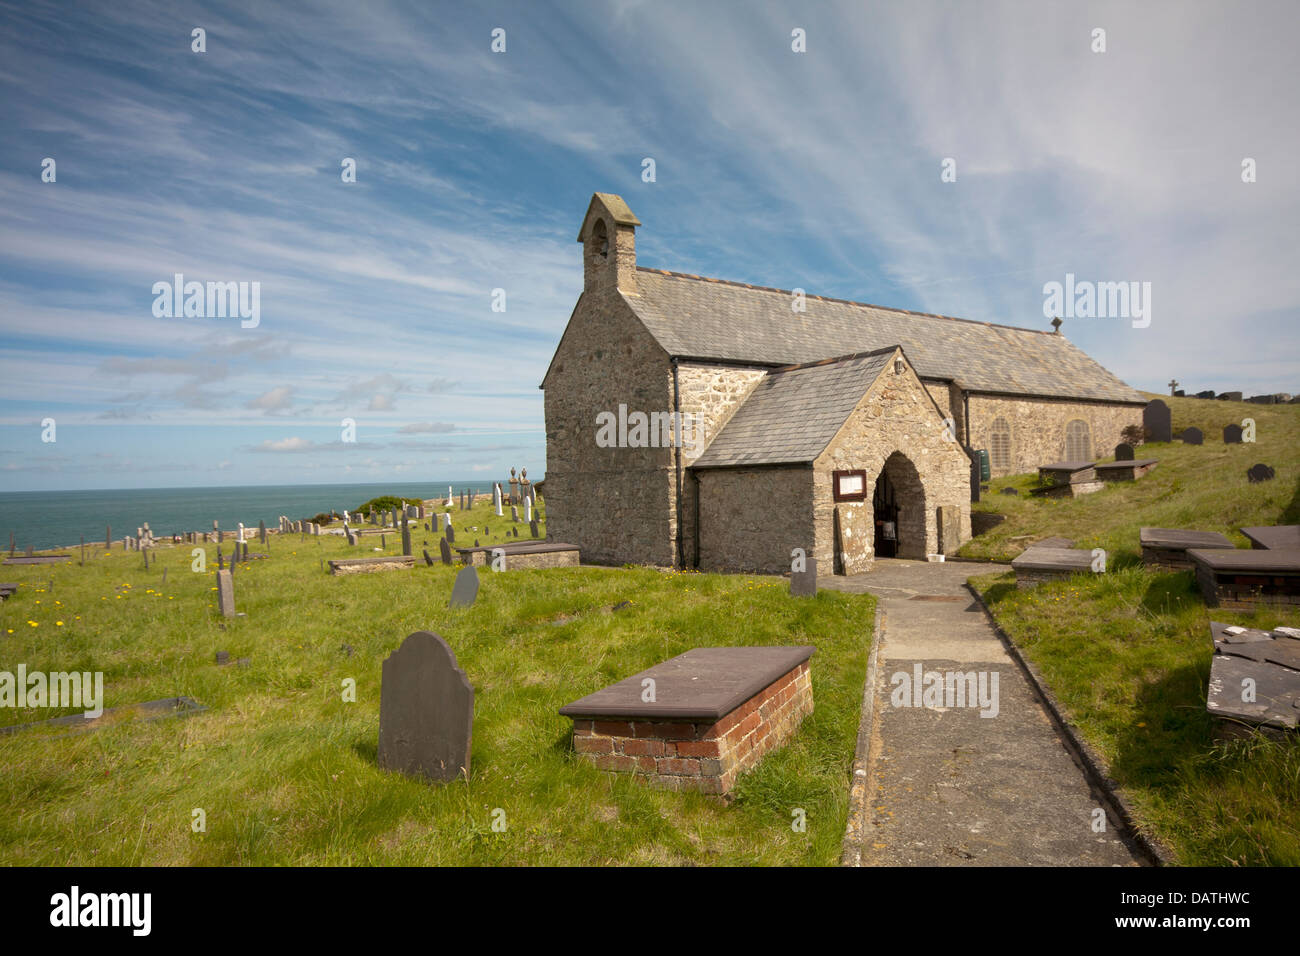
0, 499, 874, 866
963, 395, 1300, 865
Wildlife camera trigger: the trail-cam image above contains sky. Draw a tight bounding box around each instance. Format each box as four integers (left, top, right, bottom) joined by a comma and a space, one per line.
1, 0, 1296, 492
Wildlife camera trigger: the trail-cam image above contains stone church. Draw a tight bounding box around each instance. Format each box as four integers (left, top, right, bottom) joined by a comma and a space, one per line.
541, 193, 1145, 574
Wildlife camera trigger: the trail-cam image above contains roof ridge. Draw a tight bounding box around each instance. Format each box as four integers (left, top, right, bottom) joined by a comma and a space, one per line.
771, 346, 899, 373
635, 266, 1057, 335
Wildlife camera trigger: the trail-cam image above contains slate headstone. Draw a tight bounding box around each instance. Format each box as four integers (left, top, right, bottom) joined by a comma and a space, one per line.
259, 520, 267, 545
529, 518, 539, 538
105, 526, 111, 550
1115, 443, 1135, 461
1143, 399, 1172, 443
1182, 426, 1203, 446
445, 524, 455, 544
217, 546, 224, 570
423, 549, 434, 567
377, 631, 474, 783
790, 557, 817, 597
1000, 487, 1019, 496
1247, 464, 1275, 483
448, 566, 479, 609
511, 505, 519, 523
401, 514, 412, 557
215, 569, 235, 618
1224, 424, 1243, 444
439, 538, 452, 565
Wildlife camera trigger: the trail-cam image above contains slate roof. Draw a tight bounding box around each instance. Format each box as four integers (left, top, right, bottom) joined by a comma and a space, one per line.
629, 268, 1145, 404
692, 349, 899, 468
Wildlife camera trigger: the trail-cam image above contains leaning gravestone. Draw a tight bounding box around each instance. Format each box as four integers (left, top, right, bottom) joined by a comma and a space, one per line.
1143, 399, 1172, 442
377, 631, 473, 783
445, 524, 455, 544
439, 538, 452, 565
790, 557, 817, 597
215, 569, 235, 618
1182, 426, 1203, 446
529, 518, 539, 538
1115, 443, 1135, 461
1224, 424, 1243, 444
449, 566, 479, 608
423, 549, 434, 567
1247, 464, 1275, 484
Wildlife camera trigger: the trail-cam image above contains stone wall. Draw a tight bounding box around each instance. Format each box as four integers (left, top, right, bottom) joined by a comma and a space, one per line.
696, 466, 815, 573
814, 350, 972, 572
676, 363, 770, 567
570, 661, 813, 795
542, 286, 677, 567
966, 395, 1142, 477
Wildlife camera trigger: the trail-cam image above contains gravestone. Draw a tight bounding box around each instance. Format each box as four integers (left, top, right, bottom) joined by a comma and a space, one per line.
511, 506, 519, 523
217, 546, 224, 570
1195, 390, 1216, 400
377, 631, 474, 783
512, 527, 519, 538
105, 526, 111, 550
1247, 464, 1275, 484
1115, 443, 1135, 461
1000, 487, 1019, 496
529, 518, 539, 538
1143, 399, 1172, 442
524, 496, 532, 522
259, 520, 267, 545
1182, 426, 1203, 446
449, 566, 479, 609
381, 534, 386, 550
1219, 391, 1243, 402
445, 524, 455, 544
1224, 424, 1243, 444
215, 569, 235, 617
80, 536, 85, 566
790, 557, 817, 597
439, 538, 452, 565
423, 549, 435, 567
401, 514, 412, 557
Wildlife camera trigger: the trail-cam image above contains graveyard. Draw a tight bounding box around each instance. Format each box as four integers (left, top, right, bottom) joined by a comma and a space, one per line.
0, 493, 874, 865
962, 393, 1300, 864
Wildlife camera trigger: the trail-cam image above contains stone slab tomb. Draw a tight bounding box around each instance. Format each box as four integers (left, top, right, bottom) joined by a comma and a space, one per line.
1189, 548, 1300, 609
456, 541, 579, 569
377, 631, 474, 782
1010, 546, 1099, 588
1094, 459, 1159, 482
1139, 527, 1234, 571
561, 646, 815, 796
328, 555, 415, 575
1206, 621, 1300, 737
1032, 462, 1102, 498
1240, 525, 1300, 551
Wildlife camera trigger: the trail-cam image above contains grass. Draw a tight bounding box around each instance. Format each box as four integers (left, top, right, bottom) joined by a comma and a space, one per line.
0, 497, 874, 865
963, 395, 1300, 865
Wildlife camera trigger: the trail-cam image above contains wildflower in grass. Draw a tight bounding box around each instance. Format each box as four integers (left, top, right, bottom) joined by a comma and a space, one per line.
28, 621, 38, 627
56, 621, 63, 626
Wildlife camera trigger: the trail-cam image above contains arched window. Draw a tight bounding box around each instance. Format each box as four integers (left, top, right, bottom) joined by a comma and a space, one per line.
589, 219, 608, 262
1064, 419, 1092, 461
989, 417, 1011, 472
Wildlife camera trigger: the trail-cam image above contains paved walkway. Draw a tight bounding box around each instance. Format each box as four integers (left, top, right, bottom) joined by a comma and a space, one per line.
825, 559, 1137, 866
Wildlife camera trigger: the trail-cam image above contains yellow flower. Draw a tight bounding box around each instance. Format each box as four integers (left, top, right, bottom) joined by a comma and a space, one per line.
56, 621, 64, 626
28, 621, 38, 627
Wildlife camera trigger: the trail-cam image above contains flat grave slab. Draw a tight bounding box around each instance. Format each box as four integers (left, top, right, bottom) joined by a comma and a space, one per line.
1240, 525, 1300, 551
1011, 546, 1097, 588
0, 696, 207, 737
3, 555, 72, 565
1140, 526, 1235, 571
560, 646, 816, 796
328, 555, 415, 575
456, 541, 579, 570
1207, 623, 1300, 736
1032, 462, 1102, 498
1094, 459, 1159, 482
1189, 548, 1300, 609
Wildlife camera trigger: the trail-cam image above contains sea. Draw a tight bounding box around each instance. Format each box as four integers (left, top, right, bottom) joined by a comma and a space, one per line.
0, 482, 500, 551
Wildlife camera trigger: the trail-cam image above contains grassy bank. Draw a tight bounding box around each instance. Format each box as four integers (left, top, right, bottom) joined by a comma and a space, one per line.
963, 395, 1300, 865
0, 498, 874, 865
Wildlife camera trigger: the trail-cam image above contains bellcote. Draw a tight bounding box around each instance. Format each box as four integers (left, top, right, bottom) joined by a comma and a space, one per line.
577, 192, 640, 295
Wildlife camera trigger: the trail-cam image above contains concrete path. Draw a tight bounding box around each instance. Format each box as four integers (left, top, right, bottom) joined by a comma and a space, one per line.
826, 559, 1137, 866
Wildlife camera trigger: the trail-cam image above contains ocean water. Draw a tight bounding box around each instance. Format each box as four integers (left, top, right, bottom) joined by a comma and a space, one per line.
0, 482, 499, 551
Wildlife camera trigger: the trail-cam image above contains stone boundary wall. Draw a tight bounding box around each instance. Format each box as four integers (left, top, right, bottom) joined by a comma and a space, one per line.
571, 661, 813, 795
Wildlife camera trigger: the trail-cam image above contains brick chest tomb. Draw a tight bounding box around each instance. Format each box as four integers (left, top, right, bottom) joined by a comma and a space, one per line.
559, 646, 815, 795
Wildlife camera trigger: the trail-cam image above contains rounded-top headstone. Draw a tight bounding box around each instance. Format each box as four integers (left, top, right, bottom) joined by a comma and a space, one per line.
1181, 426, 1203, 446
1223, 424, 1243, 444
377, 631, 473, 783
1143, 399, 1172, 443
1246, 463, 1275, 484
1114, 443, 1135, 461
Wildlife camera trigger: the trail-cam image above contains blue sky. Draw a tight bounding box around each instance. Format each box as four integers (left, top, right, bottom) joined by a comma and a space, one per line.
1, 0, 1296, 491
